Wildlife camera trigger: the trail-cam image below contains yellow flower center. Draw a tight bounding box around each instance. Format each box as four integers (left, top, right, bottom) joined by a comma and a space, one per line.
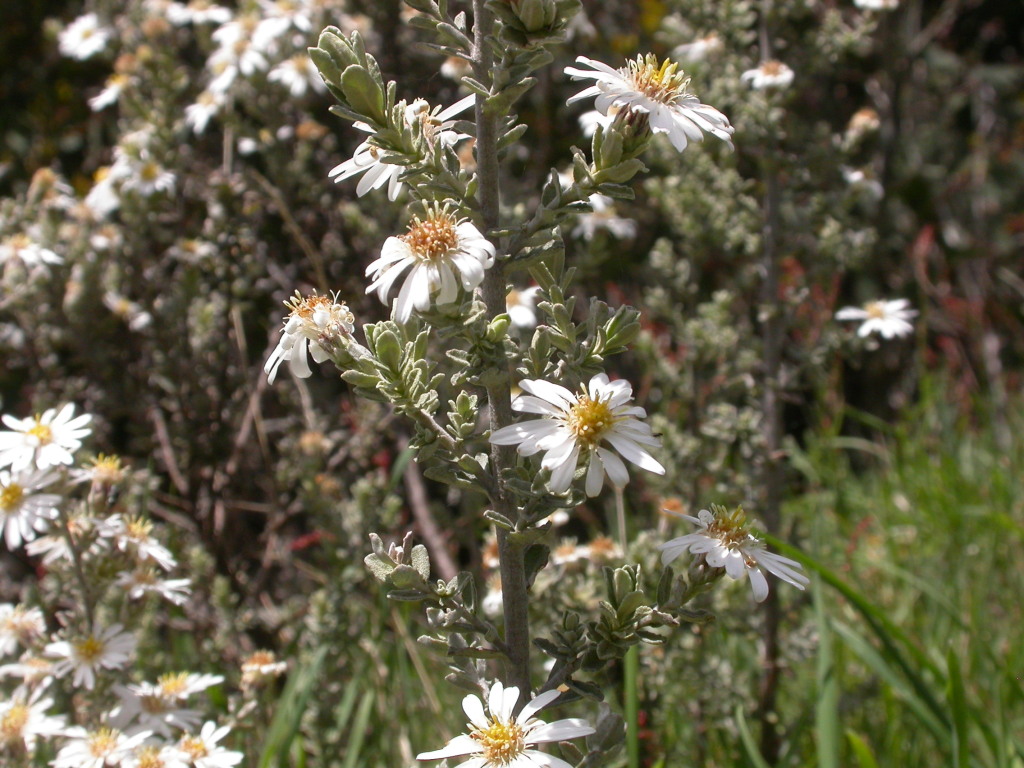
703, 506, 752, 549
472, 719, 525, 765
181, 736, 209, 759
74, 635, 105, 663
567, 394, 615, 448
403, 211, 459, 262
125, 516, 153, 541
761, 60, 785, 76
90, 454, 125, 485
140, 162, 162, 183
1, 704, 29, 745
27, 418, 53, 445
244, 650, 276, 668
1, 483, 24, 511
625, 54, 690, 104
88, 728, 120, 757
865, 301, 886, 319
135, 746, 165, 768
158, 671, 190, 698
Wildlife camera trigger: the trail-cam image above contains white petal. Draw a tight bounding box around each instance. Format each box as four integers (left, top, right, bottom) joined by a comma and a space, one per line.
417, 734, 481, 760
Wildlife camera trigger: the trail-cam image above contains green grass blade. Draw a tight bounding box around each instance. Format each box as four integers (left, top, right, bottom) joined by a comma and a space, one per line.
258, 646, 328, 768
814, 582, 840, 768
947, 649, 969, 768
845, 730, 880, 768
340, 688, 376, 768
735, 707, 772, 768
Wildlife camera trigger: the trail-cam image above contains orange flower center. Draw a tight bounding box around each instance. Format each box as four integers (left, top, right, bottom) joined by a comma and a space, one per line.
403, 213, 459, 262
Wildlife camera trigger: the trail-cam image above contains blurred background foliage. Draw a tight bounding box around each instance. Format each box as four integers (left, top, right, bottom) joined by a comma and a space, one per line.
1, 0, 1022, 765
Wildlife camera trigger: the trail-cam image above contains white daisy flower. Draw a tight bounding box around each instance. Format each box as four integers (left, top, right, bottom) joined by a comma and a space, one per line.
490, 374, 665, 497
122, 159, 175, 197
740, 60, 795, 90
671, 32, 724, 63
178, 722, 243, 768
571, 193, 637, 241
0, 233, 62, 268
565, 54, 734, 152
155, 671, 224, 701
240, 650, 287, 689
577, 109, 613, 138
417, 679, 594, 768
53, 726, 151, 768
855, 0, 899, 9
329, 95, 475, 201
58, 13, 112, 61
0, 688, 67, 753
166, 0, 233, 25
0, 404, 91, 471
506, 286, 541, 330
836, 298, 917, 339
184, 91, 225, 135
0, 603, 47, 657
85, 168, 123, 218
268, 54, 326, 98
0, 654, 57, 689
109, 515, 177, 570
659, 506, 809, 602
365, 205, 495, 323
46, 624, 136, 690
123, 744, 190, 768
115, 570, 192, 605
89, 73, 130, 111
0, 468, 61, 549
111, 681, 202, 737
264, 291, 356, 384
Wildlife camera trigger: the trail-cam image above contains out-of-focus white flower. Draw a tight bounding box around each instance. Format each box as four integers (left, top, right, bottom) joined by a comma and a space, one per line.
0, 468, 61, 549
855, 0, 899, 9
84, 167, 123, 218
329, 95, 475, 201
123, 744, 190, 768
268, 54, 326, 97
416, 679, 594, 768
440, 55, 473, 82
506, 287, 541, 330
0, 604, 47, 657
0, 654, 57, 689
0, 404, 92, 472
178, 722, 243, 768
481, 573, 502, 617
109, 515, 177, 570
264, 291, 355, 384
565, 54, 734, 152
585, 535, 622, 564
671, 32, 724, 63
836, 298, 916, 339
46, 624, 136, 690
122, 159, 175, 197
490, 374, 665, 497
166, 0, 233, 25
240, 650, 287, 689
185, 90, 226, 135
577, 109, 613, 138
115, 570, 192, 605
550, 538, 590, 567
112, 680, 200, 737
571, 194, 637, 241
104, 292, 153, 331
366, 205, 495, 323
0, 234, 62, 268
842, 167, 884, 201
845, 107, 881, 145
0, 688, 67, 753
89, 73, 131, 111
208, 31, 268, 92
741, 60, 795, 90
659, 506, 809, 602
53, 726, 151, 768
58, 13, 112, 60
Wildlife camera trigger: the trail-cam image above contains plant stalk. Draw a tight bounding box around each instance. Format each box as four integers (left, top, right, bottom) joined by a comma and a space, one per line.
471, 0, 531, 701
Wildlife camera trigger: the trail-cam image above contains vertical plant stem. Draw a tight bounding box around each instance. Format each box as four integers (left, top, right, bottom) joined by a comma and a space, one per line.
758, 138, 785, 768
615, 488, 640, 768
471, 0, 531, 700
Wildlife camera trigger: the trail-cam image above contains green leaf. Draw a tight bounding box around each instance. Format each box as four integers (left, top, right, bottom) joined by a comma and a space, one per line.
947, 648, 969, 768
258, 646, 327, 768
735, 707, 772, 768
845, 730, 880, 768
340, 65, 384, 125
814, 583, 841, 768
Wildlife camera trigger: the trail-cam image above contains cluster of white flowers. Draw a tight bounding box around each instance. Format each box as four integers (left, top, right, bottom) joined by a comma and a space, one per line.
0, 402, 248, 766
